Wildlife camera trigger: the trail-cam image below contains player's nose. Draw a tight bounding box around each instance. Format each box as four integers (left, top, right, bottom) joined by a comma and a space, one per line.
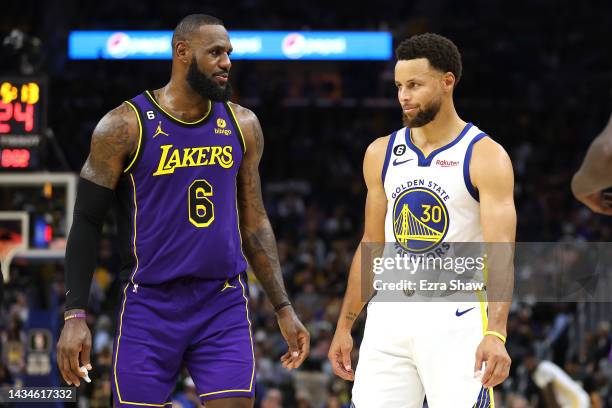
218, 53, 231, 71
398, 87, 411, 102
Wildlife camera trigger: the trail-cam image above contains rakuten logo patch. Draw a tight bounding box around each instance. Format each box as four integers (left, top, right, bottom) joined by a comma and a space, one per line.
435, 159, 460, 167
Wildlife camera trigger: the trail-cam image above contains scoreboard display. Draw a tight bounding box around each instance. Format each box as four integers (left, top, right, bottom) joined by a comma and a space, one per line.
0, 77, 46, 170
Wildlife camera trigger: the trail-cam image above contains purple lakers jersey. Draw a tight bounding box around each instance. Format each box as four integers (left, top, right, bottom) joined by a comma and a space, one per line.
114, 90, 248, 285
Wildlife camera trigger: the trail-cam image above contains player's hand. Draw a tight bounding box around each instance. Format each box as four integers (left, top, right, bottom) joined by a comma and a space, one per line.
328, 329, 354, 381
474, 335, 511, 388
56, 313, 92, 387
276, 306, 310, 370
574, 191, 612, 215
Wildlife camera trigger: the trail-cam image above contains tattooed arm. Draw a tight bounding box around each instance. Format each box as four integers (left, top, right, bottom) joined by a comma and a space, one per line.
66, 103, 139, 312
80, 103, 139, 188
57, 103, 139, 387
232, 103, 310, 369
233, 104, 287, 307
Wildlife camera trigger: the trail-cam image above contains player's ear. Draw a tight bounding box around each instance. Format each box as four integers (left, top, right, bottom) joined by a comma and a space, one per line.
442, 72, 455, 93
174, 40, 190, 64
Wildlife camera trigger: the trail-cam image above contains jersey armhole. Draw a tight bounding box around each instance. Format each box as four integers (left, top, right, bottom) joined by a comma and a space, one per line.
463, 133, 489, 201
224, 102, 247, 154
381, 131, 398, 184
123, 100, 143, 173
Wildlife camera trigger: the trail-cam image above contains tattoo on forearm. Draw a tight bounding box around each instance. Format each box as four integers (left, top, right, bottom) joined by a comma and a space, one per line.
242, 224, 287, 307
247, 116, 264, 157
346, 312, 358, 322
238, 109, 288, 307
238, 171, 267, 218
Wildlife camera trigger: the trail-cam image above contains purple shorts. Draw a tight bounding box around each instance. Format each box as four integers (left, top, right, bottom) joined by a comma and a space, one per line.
111, 272, 255, 407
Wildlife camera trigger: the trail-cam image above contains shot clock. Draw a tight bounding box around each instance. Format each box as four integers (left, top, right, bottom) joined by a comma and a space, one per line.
0, 77, 46, 170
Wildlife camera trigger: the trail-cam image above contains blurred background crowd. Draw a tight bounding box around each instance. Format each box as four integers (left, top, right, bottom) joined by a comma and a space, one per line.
1, 0, 612, 407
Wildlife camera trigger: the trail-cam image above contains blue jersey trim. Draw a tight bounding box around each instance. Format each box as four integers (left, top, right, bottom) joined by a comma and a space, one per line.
381, 131, 398, 184
407, 122, 473, 166
463, 132, 488, 202
472, 385, 492, 407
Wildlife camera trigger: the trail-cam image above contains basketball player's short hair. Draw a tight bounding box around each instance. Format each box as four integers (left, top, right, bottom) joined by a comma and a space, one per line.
395, 33, 462, 85
172, 14, 224, 48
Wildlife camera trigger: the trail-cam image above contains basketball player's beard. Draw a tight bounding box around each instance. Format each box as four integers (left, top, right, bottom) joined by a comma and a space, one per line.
186, 58, 232, 102
402, 96, 443, 128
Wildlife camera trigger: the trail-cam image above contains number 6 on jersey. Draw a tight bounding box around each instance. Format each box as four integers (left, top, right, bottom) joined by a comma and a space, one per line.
189, 179, 214, 227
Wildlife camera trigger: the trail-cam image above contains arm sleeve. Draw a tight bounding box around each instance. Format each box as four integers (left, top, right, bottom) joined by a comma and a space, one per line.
64, 177, 114, 310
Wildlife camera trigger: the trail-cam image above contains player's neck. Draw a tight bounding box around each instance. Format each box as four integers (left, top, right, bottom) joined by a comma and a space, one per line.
411, 105, 466, 149
155, 80, 212, 121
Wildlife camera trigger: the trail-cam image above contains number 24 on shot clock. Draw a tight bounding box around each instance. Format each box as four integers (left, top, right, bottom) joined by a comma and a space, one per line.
0, 78, 46, 170
0, 79, 42, 135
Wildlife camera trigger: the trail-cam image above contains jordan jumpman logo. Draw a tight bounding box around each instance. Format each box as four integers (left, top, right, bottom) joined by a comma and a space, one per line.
221, 280, 237, 292
153, 121, 169, 138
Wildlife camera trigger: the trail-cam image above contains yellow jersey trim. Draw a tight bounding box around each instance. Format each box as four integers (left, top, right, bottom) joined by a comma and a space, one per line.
123, 101, 142, 173
145, 90, 211, 125
234, 179, 248, 263
128, 174, 140, 284
113, 283, 172, 407
113, 177, 170, 406
199, 274, 255, 397
475, 254, 495, 408
226, 103, 247, 154
113, 282, 129, 404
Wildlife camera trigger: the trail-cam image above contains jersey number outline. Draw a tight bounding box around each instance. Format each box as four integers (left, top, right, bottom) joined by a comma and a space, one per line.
189, 179, 214, 227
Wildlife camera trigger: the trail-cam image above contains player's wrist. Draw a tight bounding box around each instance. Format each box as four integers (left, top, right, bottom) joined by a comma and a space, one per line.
336, 320, 354, 332
64, 309, 87, 319
274, 301, 293, 316
484, 330, 507, 344
484, 324, 506, 337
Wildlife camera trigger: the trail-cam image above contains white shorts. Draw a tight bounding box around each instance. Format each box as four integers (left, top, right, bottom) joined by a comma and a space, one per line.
352, 299, 494, 408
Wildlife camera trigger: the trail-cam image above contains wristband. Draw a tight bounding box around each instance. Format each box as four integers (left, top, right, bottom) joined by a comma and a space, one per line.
274, 301, 292, 313
484, 330, 506, 344
64, 312, 87, 321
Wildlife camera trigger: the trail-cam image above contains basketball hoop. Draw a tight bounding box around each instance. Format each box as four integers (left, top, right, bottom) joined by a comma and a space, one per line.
0, 239, 23, 282
0, 211, 29, 283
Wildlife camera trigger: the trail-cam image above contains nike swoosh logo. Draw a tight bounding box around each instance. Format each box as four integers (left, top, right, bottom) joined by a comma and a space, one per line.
455, 307, 475, 317
392, 158, 413, 166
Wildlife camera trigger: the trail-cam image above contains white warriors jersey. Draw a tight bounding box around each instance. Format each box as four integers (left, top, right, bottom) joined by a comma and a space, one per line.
352, 123, 497, 408
383, 122, 487, 249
